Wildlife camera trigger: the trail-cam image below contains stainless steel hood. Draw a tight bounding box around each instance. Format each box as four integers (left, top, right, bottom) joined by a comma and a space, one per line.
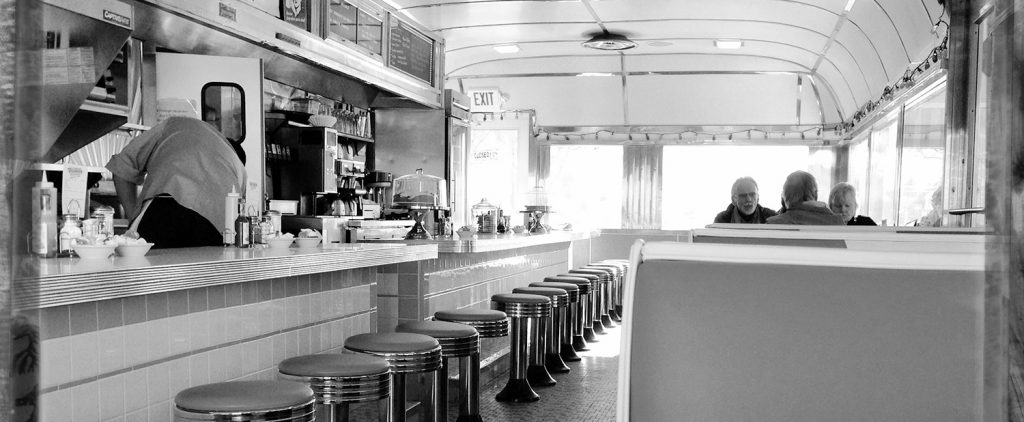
27, 0, 133, 163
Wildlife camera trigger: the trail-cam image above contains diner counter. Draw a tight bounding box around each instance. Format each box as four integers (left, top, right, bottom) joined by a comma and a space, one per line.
366, 230, 597, 253
15, 243, 439, 309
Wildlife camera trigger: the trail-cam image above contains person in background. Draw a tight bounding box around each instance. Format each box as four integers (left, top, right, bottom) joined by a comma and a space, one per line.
106, 116, 247, 248
828, 183, 877, 226
713, 176, 778, 224
918, 187, 944, 227
766, 171, 846, 225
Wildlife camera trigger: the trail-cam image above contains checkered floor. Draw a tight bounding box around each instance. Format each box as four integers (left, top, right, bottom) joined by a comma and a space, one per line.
475, 325, 621, 422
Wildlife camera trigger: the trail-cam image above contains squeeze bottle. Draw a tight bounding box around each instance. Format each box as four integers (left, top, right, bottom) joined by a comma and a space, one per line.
224, 185, 240, 245
31, 172, 58, 258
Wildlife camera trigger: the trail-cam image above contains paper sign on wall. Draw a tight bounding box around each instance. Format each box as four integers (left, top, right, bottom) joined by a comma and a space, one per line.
468, 89, 502, 113
61, 165, 88, 217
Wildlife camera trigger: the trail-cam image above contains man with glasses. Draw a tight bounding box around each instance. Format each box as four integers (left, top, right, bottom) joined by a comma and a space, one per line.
713, 176, 777, 224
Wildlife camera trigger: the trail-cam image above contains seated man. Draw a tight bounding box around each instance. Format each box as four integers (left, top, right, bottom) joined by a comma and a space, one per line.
106, 116, 247, 248
713, 176, 777, 224
766, 171, 845, 225
828, 182, 877, 226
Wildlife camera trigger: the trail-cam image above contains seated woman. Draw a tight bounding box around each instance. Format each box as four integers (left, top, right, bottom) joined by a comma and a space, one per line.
828, 182, 877, 226
766, 171, 846, 225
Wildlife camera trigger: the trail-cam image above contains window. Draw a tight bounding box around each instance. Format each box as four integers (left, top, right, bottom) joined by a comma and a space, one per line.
847, 133, 870, 212
898, 85, 946, 226
201, 83, 245, 143
466, 129, 519, 213
867, 114, 900, 225
548, 145, 623, 230
662, 145, 811, 230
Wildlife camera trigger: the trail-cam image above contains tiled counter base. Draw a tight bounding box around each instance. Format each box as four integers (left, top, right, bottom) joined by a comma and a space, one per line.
15, 244, 438, 422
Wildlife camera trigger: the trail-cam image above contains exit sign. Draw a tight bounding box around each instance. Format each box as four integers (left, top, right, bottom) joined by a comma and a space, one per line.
468, 89, 502, 112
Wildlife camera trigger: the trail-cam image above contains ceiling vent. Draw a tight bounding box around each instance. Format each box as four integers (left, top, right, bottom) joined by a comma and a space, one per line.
582, 32, 637, 51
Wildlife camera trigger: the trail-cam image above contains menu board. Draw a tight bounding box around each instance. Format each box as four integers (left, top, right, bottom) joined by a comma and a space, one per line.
388, 19, 434, 86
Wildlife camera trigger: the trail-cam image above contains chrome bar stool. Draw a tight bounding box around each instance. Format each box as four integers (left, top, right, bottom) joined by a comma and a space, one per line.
174, 380, 316, 422
588, 263, 625, 323
567, 269, 609, 335
604, 259, 630, 317
551, 275, 594, 352
434, 309, 509, 422
396, 321, 479, 422
278, 354, 391, 422
491, 293, 551, 402
529, 280, 581, 363
577, 267, 616, 329
344, 333, 443, 422
513, 286, 570, 377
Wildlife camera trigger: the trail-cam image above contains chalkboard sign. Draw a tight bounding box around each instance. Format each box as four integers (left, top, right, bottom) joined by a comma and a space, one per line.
356, 9, 382, 55
388, 19, 434, 86
328, 1, 358, 43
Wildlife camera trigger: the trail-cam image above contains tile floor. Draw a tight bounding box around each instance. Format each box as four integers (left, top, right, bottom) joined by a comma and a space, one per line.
476, 325, 621, 422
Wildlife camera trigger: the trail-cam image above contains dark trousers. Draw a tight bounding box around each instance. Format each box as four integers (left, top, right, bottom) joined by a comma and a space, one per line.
137, 196, 221, 249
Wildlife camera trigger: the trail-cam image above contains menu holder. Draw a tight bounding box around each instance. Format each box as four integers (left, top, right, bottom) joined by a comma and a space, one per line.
387, 18, 434, 86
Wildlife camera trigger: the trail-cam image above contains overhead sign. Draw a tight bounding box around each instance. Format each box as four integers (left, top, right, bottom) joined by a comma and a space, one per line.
468, 89, 502, 113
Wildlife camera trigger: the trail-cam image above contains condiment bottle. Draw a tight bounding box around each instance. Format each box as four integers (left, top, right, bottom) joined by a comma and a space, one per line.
249, 215, 262, 246
234, 199, 250, 247
224, 185, 240, 245
31, 172, 58, 258
58, 214, 82, 257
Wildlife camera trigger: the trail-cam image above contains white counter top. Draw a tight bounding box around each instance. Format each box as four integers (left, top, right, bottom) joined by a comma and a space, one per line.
15, 243, 438, 309
366, 230, 597, 253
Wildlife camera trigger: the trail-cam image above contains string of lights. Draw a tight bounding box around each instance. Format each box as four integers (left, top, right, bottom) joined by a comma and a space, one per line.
534, 126, 829, 143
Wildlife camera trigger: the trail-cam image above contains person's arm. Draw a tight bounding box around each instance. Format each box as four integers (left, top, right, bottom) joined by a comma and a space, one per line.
113, 174, 139, 220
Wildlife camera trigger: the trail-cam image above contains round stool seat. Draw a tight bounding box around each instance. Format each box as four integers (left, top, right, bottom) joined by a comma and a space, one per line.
396, 321, 480, 358
492, 293, 551, 318
344, 333, 440, 353
529, 282, 579, 303
492, 293, 551, 304
175, 380, 314, 414
551, 275, 592, 294
279, 353, 390, 378
435, 309, 509, 338
512, 287, 568, 307
572, 268, 611, 282
435, 308, 507, 322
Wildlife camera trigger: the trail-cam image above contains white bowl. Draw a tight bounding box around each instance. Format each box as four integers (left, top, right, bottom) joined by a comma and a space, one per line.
295, 237, 321, 248
456, 230, 476, 240
116, 243, 154, 257
265, 237, 294, 249
73, 244, 116, 259
308, 114, 337, 128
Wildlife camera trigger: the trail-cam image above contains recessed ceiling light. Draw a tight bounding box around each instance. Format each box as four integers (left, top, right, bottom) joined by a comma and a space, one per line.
493, 44, 520, 54
844, 0, 857, 12
582, 32, 637, 51
714, 39, 743, 49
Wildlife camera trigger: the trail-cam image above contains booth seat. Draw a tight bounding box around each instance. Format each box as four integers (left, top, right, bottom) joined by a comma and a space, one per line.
693, 225, 986, 253
616, 240, 985, 422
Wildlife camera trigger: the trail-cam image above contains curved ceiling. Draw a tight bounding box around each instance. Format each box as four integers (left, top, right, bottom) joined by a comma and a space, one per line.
385, 0, 946, 127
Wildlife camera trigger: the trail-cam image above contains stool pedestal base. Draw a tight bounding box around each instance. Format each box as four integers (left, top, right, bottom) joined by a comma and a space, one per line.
545, 352, 571, 373
495, 378, 539, 403
561, 342, 581, 361
527, 365, 557, 387
601, 314, 615, 328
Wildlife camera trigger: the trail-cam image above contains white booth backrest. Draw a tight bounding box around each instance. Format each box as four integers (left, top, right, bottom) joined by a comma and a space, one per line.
692, 226, 986, 253
617, 241, 985, 422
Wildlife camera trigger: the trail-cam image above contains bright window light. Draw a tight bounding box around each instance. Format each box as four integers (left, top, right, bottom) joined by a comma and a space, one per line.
844, 0, 857, 12
493, 44, 520, 54
714, 39, 743, 49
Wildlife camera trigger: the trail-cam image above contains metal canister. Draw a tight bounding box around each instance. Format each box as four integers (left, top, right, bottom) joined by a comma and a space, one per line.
264, 210, 282, 236
91, 205, 115, 236
81, 219, 97, 238
58, 214, 82, 257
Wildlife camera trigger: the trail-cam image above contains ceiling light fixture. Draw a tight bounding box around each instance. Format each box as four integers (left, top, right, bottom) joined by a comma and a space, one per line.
493, 44, 520, 54
714, 39, 743, 49
843, 0, 857, 12
582, 32, 637, 51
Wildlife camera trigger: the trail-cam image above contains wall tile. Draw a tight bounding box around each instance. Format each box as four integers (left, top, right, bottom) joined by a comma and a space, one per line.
146, 362, 170, 405
188, 287, 208, 313
122, 296, 147, 326
97, 327, 125, 374
146, 318, 170, 362
257, 336, 274, 371
224, 282, 242, 307
71, 332, 99, 381
167, 290, 189, 317
40, 389, 71, 422
298, 327, 311, 356
398, 274, 420, 296
256, 302, 274, 336
69, 301, 98, 336
272, 278, 286, 299
241, 304, 260, 339
146, 293, 169, 321
243, 281, 259, 304
310, 324, 322, 353
167, 315, 191, 356
189, 353, 210, 388
258, 279, 273, 302
97, 299, 124, 331
224, 307, 244, 343
99, 374, 126, 420
167, 357, 191, 399
208, 285, 226, 310
271, 300, 286, 332
125, 408, 147, 422
298, 295, 311, 326
40, 337, 71, 389
285, 276, 299, 297
72, 382, 100, 422
286, 331, 300, 360
188, 311, 210, 352
123, 323, 149, 367
148, 401, 171, 422
40, 306, 70, 340
123, 369, 148, 412
272, 334, 287, 370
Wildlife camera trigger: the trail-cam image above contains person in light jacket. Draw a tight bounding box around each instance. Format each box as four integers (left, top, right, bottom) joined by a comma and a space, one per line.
766, 171, 846, 225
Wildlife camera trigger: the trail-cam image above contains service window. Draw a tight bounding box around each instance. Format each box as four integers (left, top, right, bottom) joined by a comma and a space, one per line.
201, 83, 245, 143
